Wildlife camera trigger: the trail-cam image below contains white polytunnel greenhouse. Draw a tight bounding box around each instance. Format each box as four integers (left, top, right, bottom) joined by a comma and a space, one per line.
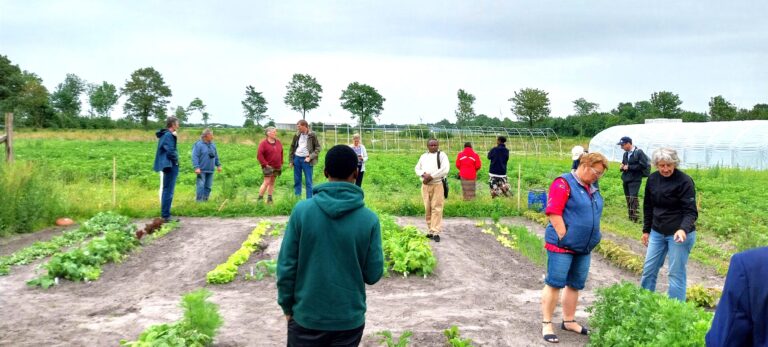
588, 120, 768, 170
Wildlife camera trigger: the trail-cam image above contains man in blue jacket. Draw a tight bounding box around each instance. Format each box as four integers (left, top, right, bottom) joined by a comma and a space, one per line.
191, 128, 222, 202
153, 117, 180, 222
706, 246, 768, 346
277, 145, 384, 346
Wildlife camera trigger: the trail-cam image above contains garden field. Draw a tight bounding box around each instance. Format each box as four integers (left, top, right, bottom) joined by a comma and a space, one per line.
0, 128, 764, 346
0, 215, 716, 346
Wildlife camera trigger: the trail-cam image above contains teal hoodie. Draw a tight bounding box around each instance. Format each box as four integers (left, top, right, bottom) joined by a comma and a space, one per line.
277, 182, 384, 331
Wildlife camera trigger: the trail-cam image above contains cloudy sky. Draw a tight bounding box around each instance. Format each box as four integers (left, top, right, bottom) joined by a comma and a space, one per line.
2, 0, 766, 126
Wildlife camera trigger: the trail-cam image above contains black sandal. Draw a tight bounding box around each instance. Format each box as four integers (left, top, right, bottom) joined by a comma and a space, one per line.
561, 320, 590, 335
542, 321, 559, 343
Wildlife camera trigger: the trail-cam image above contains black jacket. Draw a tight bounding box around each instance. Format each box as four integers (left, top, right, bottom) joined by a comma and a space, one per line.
487, 144, 509, 175
643, 169, 698, 235
621, 147, 650, 183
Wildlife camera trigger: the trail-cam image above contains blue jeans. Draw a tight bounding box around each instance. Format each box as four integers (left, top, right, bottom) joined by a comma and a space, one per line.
160, 165, 179, 219
195, 172, 214, 201
544, 251, 591, 290
293, 156, 314, 198
640, 230, 696, 301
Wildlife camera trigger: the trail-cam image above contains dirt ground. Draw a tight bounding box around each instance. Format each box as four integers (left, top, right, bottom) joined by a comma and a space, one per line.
0, 216, 723, 346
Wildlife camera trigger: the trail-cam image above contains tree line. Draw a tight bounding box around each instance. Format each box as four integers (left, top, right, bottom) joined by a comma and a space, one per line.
1, 54, 766, 135
452, 89, 768, 137
0, 55, 384, 130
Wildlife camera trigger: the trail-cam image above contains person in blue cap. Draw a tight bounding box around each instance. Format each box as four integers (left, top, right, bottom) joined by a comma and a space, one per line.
617, 136, 650, 223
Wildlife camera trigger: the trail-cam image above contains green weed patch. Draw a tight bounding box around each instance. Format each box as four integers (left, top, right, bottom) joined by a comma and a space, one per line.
380, 215, 436, 277
587, 282, 712, 347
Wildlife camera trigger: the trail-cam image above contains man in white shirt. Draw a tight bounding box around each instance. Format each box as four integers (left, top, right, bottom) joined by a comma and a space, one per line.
414, 139, 450, 242
289, 120, 321, 198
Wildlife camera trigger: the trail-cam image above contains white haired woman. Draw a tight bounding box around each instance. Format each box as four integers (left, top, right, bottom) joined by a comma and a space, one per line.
640, 147, 698, 301
349, 133, 368, 187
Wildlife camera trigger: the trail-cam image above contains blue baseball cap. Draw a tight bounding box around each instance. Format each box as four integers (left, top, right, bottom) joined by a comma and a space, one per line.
617, 136, 632, 145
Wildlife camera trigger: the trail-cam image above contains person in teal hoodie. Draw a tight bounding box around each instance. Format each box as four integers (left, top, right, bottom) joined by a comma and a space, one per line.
277, 145, 384, 346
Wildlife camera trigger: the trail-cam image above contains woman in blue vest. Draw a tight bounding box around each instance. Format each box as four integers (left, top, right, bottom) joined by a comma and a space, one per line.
540, 152, 608, 343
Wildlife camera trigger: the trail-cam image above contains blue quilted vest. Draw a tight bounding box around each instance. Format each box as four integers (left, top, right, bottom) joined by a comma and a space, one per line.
544, 173, 603, 254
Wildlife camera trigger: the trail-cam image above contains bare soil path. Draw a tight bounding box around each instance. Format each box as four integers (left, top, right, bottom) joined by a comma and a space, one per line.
0, 216, 723, 346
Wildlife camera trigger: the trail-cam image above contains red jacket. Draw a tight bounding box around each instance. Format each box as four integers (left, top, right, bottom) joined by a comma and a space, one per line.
456, 147, 482, 180
257, 138, 284, 169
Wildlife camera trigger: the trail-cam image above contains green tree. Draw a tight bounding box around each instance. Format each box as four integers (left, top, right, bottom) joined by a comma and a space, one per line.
634, 101, 656, 120
284, 73, 322, 120
573, 97, 599, 116
202, 111, 210, 125
612, 102, 639, 120
187, 97, 207, 125
121, 67, 172, 127
681, 111, 709, 122
50, 73, 86, 119
174, 105, 187, 122
509, 88, 550, 128
708, 95, 737, 121
0, 55, 25, 115
339, 82, 385, 130
455, 89, 476, 125
749, 104, 768, 120
87, 81, 118, 117
650, 91, 683, 118
241, 85, 269, 126
15, 72, 55, 128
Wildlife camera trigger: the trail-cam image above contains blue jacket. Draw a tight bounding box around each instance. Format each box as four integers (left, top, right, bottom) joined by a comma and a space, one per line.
277, 182, 384, 331
153, 129, 178, 172
706, 247, 768, 347
191, 139, 221, 173
487, 144, 509, 175
544, 173, 603, 254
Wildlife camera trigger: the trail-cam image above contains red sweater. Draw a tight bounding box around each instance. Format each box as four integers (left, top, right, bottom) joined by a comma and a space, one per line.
257, 139, 284, 168
455, 148, 482, 180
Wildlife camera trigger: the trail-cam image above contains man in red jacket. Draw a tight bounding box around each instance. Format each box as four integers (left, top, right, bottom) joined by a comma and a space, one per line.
456, 142, 482, 200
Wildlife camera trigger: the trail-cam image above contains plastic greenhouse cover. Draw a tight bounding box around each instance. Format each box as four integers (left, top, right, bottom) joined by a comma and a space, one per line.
588, 120, 768, 170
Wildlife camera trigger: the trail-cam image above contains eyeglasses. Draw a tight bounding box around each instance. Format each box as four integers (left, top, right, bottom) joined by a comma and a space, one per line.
589, 166, 605, 178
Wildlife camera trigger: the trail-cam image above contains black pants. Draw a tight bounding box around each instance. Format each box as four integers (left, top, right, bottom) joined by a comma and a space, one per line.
623, 180, 642, 222
287, 319, 364, 347
355, 167, 365, 187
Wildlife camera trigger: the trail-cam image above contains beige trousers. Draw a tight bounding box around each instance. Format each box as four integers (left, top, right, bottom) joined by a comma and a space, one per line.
421, 183, 445, 234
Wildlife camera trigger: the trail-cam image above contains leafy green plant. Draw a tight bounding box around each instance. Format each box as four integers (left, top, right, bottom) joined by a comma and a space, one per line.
121, 288, 222, 347
27, 212, 138, 288
206, 220, 271, 284
686, 284, 722, 309
587, 282, 713, 347
443, 326, 475, 347
380, 215, 437, 277
593, 239, 645, 275
376, 330, 413, 347
244, 259, 277, 280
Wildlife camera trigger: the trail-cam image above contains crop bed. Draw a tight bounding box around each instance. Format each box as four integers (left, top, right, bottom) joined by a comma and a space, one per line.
0, 216, 720, 346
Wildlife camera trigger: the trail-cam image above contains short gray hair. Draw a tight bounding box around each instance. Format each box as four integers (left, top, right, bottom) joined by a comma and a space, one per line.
201, 128, 212, 137
352, 133, 361, 139
265, 126, 276, 135
652, 147, 681, 167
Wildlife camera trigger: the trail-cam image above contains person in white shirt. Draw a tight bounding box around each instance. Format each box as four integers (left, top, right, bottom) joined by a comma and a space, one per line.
349, 133, 368, 187
414, 138, 450, 242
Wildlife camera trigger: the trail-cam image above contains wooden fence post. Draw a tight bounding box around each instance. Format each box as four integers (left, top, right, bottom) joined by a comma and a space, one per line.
2, 113, 12, 164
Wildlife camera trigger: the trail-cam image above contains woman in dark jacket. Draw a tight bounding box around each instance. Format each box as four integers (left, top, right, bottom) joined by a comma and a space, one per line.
640, 147, 697, 301
540, 152, 608, 343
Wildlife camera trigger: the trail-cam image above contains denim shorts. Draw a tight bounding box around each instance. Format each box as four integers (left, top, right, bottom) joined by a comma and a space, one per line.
544, 251, 591, 290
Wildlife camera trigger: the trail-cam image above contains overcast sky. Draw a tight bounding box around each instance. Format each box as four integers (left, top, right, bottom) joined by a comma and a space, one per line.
2, 0, 766, 126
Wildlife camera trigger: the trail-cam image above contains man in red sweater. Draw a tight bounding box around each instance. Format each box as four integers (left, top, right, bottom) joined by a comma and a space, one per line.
456, 142, 482, 200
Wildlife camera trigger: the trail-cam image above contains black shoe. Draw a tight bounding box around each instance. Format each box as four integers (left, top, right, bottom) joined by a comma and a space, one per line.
163, 217, 180, 223
433, 235, 440, 242
561, 320, 589, 335
426, 233, 433, 239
